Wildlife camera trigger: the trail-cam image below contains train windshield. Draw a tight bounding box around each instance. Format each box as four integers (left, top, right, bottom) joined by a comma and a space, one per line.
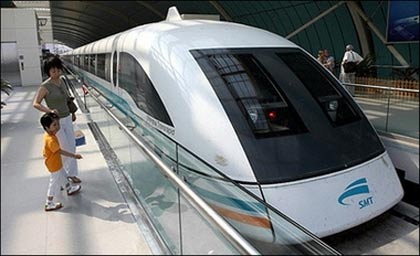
205, 53, 307, 137
192, 48, 384, 183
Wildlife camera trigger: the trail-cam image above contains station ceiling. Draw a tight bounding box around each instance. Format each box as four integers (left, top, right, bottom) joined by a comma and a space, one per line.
2, 1, 418, 72
49, 1, 251, 49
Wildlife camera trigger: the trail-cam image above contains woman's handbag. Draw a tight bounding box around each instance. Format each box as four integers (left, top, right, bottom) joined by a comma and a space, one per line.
67, 96, 78, 113
61, 76, 78, 113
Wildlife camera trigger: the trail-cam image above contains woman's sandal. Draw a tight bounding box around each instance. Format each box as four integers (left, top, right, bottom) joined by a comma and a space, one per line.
68, 176, 82, 183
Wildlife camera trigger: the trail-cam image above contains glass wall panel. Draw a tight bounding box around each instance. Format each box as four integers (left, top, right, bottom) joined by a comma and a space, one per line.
74, 72, 339, 255
176, 145, 337, 255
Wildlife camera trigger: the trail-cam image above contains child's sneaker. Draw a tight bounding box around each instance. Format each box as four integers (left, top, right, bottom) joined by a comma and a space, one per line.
45, 201, 63, 211
67, 184, 81, 196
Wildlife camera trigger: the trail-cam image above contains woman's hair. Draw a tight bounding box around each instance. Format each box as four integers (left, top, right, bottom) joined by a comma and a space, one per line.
43, 55, 63, 76
40, 112, 59, 131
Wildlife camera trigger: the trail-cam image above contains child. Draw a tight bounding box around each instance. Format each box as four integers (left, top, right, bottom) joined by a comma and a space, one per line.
40, 112, 82, 211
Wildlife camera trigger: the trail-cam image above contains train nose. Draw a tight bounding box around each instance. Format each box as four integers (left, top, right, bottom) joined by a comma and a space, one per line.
259, 152, 403, 238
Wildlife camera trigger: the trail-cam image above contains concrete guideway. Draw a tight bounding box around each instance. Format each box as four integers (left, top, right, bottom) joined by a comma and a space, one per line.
323, 201, 419, 255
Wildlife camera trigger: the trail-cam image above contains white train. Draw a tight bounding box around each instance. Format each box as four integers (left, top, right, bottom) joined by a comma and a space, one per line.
62, 7, 404, 238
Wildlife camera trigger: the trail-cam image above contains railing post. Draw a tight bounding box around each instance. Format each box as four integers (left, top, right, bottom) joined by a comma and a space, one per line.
385, 87, 391, 132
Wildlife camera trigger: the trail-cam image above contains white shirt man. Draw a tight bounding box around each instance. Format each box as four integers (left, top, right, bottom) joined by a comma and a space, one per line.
340, 44, 363, 95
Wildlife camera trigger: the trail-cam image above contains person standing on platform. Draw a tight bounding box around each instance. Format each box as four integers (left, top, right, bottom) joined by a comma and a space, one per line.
317, 50, 325, 64
40, 112, 82, 211
323, 49, 335, 74
340, 44, 363, 95
33, 55, 82, 184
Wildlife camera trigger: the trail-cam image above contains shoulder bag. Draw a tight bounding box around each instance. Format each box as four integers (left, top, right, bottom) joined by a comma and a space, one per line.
343, 52, 358, 73
61, 76, 78, 113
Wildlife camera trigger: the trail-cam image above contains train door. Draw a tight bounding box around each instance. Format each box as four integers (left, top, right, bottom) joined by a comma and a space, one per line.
112, 51, 118, 88
110, 34, 120, 90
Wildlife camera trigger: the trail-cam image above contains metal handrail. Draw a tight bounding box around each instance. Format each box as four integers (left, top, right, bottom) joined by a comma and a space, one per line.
343, 82, 419, 93
88, 89, 260, 255
344, 82, 418, 138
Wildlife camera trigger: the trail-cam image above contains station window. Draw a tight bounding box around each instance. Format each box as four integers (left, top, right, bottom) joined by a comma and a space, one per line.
118, 52, 173, 126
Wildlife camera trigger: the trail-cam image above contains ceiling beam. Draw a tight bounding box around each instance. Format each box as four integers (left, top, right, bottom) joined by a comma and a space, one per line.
136, 1, 165, 19
79, 1, 136, 26
208, 1, 233, 21
52, 28, 91, 43
49, 6, 121, 31
52, 20, 99, 36
51, 24, 92, 37
51, 14, 111, 33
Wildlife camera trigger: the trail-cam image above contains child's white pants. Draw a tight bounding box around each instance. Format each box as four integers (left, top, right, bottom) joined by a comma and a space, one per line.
47, 169, 67, 199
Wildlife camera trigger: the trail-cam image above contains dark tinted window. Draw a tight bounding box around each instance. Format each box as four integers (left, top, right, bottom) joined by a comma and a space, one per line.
75, 55, 80, 67
278, 52, 360, 126
105, 53, 111, 82
83, 55, 89, 70
96, 54, 106, 80
118, 52, 173, 126
205, 53, 307, 137
192, 48, 381, 183
112, 52, 117, 86
89, 54, 95, 74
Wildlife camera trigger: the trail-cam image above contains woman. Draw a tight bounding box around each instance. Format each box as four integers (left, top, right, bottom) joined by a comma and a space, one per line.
33, 55, 82, 184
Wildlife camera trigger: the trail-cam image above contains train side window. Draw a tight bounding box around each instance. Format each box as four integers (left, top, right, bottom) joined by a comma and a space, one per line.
84, 55, 89, 71
277, 51, 360, 126
118, 52, 173, 126
90, 54, 96, 74
112, 52, 118, 86
104, 53, 111, 82
75, 55, 80, 67
197, 52, 307, 137
96, 54, 106, 80
80, 55, 84, 69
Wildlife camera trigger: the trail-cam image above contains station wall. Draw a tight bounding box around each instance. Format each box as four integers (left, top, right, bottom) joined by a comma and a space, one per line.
1, 8, 42, 86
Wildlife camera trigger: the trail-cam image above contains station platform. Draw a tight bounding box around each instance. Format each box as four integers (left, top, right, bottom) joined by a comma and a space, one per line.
1, 85, 153, 255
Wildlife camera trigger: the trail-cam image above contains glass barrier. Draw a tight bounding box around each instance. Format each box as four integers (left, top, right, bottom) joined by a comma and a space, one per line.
177, 146, 336, 255
68, 68, 340, 255
346, 83, 419, 139
85, 89, 240, 254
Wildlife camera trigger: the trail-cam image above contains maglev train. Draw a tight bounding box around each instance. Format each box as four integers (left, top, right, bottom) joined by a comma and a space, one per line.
62, 6, 404, 238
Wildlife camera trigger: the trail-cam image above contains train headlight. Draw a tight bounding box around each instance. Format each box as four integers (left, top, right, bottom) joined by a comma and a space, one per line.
248, 109, 258, 123
328, 100, 338, 111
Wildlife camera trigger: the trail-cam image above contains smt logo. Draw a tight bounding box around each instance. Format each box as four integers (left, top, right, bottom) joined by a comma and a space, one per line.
338, 178, 373, 209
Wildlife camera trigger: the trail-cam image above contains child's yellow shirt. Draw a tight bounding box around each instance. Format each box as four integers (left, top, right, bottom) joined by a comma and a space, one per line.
43, 133, 63, 172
